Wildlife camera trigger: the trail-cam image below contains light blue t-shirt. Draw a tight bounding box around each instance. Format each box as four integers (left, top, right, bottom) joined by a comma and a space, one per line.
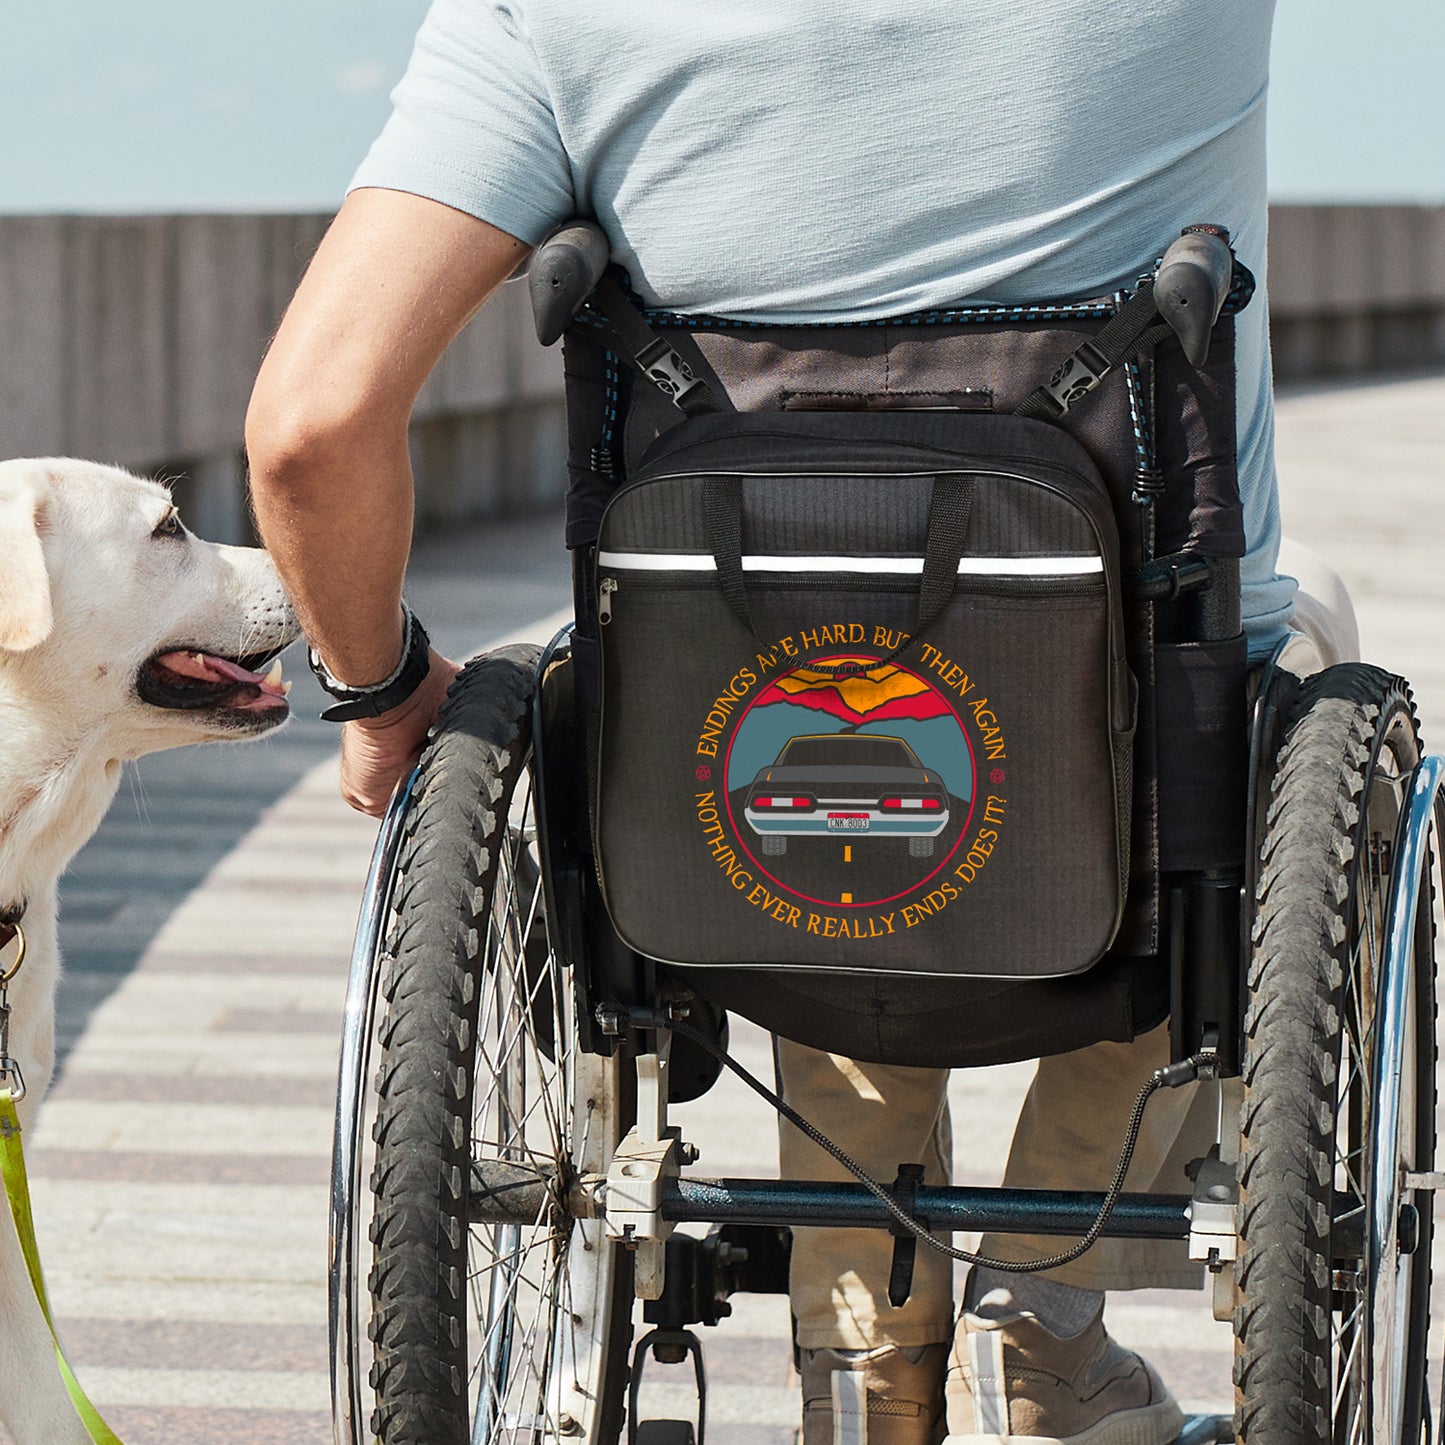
353, 0, 1294, 649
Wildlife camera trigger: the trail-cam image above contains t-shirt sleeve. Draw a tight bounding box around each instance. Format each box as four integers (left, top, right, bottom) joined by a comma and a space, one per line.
349, 0, 574, 244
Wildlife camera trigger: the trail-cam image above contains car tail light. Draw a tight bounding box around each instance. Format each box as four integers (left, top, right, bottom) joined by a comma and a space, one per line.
881, 797, 904, 810
881, 796, 945, 811
754, 795, 812, 809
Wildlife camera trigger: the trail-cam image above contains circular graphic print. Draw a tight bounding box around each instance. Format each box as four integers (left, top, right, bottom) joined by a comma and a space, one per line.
722, 655, 976, 908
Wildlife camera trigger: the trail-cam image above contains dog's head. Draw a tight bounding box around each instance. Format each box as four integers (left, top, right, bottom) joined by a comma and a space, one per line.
0, 458, 301, 756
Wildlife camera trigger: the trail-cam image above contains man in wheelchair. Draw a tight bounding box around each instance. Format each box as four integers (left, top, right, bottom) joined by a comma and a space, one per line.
247, 6, 1437, 1445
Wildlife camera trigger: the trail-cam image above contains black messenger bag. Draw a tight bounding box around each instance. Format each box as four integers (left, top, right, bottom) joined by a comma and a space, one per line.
593, 409, 1133, 978
551, 225, 1256, 1067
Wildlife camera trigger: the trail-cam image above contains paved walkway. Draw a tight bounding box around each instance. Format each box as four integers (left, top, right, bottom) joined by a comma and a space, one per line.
4, 371, 1443, 1443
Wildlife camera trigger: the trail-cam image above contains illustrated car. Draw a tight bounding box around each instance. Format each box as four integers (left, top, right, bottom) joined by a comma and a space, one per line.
741, 732, 952, 857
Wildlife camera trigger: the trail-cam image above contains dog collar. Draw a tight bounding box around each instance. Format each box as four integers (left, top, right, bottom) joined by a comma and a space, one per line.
309, 603, 432, 723
0, 900, 25, 956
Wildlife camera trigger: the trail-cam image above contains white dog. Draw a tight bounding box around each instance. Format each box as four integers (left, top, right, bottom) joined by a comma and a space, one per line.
0, 457, 298, 1444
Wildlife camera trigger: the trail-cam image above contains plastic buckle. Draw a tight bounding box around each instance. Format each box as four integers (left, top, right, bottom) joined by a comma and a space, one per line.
636, 338, 706, 411
1041, 341, 1109, 416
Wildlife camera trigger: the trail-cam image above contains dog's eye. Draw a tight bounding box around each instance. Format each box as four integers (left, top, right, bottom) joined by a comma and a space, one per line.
152, 511, 182, 539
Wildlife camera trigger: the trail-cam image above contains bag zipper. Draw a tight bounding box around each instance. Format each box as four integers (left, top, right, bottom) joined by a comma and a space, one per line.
598, 569, 1102, 619
614, 463, 1115, 536
599, 575, 618, 624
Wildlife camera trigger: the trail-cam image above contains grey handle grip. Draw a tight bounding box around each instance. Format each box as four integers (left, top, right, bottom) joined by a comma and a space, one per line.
529, 220, 611, 346
1154, 227, 1234, 367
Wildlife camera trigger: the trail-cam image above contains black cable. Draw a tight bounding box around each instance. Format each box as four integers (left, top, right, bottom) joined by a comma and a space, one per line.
668, 1016, 1211, 1273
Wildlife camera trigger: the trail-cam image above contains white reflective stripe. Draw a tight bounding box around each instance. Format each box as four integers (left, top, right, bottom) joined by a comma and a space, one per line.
597, 551, 1103, 576
749, 555, 920, 573
599, 551, 716, 570
955, 555, 1102, 576
831, 1370, 869, 1445
968, 1327, 1009, 1437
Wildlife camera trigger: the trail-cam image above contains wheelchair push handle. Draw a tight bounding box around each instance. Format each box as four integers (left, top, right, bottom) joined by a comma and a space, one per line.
1154, 226, 1234, 367
530, 220, 611, 346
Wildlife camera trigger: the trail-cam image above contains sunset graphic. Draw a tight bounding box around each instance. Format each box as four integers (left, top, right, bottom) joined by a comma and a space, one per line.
728, 655, 974, 807
757, 657, 952, 725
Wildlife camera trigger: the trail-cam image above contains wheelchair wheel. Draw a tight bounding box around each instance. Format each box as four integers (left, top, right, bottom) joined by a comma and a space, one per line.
1236, 665, 1437, 1445
366, 647, 634, 1445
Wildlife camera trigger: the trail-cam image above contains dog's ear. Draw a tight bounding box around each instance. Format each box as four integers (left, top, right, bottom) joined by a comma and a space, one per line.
0, 464, 54, 652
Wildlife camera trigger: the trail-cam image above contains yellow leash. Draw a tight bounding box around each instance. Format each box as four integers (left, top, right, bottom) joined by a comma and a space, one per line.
0, 925, 125, 1445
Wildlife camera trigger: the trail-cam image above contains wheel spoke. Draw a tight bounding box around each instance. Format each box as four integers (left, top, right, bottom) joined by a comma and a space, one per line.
1329, 1312, 1364, 1433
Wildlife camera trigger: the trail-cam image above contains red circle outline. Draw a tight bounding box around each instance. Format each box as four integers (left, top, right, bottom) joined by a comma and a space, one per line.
720, 655, 978, 908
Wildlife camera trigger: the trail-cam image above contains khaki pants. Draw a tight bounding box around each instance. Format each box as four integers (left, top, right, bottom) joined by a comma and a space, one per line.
780, 553, 1358, 1350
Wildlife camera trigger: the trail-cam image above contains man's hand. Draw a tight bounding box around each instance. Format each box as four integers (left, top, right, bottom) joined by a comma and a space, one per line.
339, 648, 462, 816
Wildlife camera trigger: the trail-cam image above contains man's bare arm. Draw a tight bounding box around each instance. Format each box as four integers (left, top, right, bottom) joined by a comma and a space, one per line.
246, 188, 531, 813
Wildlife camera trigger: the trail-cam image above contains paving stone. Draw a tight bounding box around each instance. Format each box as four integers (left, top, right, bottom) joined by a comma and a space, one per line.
73, 1366, 329, 1411
34, 1100, 333, 1156
79, 1407, 331, 1445
47, 1073, 337, 1107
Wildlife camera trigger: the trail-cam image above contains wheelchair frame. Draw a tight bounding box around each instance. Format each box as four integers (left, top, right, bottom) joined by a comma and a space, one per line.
329, 621, 1444, 1445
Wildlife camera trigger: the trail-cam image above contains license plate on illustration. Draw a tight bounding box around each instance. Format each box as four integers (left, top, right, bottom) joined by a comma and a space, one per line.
827, 814, 870, 831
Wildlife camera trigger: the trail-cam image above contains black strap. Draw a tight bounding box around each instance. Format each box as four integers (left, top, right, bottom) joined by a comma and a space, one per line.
310, 607, 433, 722
589, 276, 722, 417
702, 474, 976, 674
1015, 280, 1174, 422
887, 1163, 927, 1307
702, 478, 751, 632
915, 475, 975, 639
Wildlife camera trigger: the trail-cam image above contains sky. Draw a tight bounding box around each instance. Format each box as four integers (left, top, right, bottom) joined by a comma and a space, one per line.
0, 0, 1440, 214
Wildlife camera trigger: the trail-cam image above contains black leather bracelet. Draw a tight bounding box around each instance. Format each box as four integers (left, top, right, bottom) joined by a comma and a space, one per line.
309, 603, 432, 722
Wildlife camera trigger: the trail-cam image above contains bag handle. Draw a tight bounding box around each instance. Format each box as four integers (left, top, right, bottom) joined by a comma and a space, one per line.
702, 474, 976, 674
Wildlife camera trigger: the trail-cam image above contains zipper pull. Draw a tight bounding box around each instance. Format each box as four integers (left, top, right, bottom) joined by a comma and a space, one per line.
598, 576, 618, 625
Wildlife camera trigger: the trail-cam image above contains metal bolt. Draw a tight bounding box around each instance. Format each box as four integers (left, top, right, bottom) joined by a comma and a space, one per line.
558, 1412, 583, 1436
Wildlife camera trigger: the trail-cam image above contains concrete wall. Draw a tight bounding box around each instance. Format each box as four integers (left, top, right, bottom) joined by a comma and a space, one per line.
1268, 205, 1445, 380
0, 212, 565, 543
0, 205, 1440, 543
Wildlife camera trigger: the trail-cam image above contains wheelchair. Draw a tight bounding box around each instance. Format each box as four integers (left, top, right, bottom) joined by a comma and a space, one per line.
327, 228, 1444, 1445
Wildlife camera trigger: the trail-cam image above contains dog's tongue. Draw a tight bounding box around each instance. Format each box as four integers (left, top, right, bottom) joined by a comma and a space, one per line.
154, 650, 289, 701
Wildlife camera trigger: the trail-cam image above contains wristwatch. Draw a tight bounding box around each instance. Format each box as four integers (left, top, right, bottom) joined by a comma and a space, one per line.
309, 601, 432, 722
